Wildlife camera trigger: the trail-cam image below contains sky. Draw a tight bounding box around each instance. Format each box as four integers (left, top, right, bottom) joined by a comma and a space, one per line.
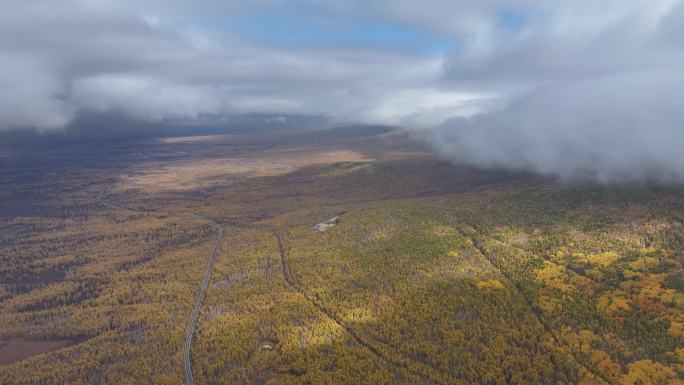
2, 0, 684, 182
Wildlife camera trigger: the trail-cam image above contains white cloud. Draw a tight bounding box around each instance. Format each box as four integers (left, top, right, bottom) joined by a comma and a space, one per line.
0, 57, 76, 132
2, 0, 684, 183
425, 0, 684, 183
431, 72, 684, 183
349, 88, 493, 127
71, 75, 220, 121
0, 0, 481, 132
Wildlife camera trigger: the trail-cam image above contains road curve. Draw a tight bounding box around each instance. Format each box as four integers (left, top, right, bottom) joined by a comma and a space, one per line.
184, 226, 223, 385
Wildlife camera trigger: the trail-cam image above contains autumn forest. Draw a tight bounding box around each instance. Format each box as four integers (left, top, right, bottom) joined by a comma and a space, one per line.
1, 127, 683, 385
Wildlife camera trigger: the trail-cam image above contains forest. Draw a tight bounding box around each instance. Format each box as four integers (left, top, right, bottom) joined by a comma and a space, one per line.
1, 128, 683, 385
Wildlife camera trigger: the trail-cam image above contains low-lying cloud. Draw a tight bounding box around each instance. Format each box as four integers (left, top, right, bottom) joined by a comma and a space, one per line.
428, 0, 684, 183
431, 73, 684, 183
2, 0, 684, 183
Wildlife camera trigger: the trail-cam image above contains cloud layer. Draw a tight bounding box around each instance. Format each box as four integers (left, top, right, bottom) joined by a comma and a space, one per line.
2, 0, 684, 182
429, 0, 684, 183
0, 0, 484, 132
432, 73, 684, 183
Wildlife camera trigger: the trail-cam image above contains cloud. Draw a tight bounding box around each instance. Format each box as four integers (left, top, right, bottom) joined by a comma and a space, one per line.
427, 0, 684, 183
70, 75, 221, 121
0, 57, 76, 132
2, 0, 684, 183
0, 0, 475, 133
431, 72, 684, 183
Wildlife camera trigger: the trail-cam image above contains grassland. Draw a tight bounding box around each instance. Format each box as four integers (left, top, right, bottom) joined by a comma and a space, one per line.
1, 127, 683, 384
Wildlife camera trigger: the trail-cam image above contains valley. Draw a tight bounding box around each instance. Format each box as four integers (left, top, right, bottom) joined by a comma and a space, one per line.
1, 127, 683, 385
